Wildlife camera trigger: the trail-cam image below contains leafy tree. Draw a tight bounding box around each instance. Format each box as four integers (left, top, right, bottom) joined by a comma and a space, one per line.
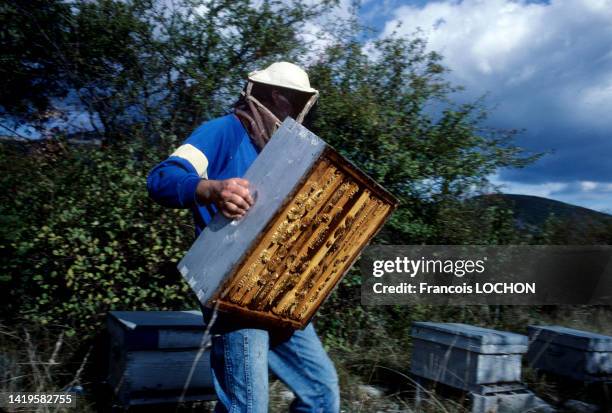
1, 1, 539, 337
0, 0, 340, 336
0, 0, 72, 117
1, 0, 337, 140
309, 36, 538, 244
62, 0, 335, 139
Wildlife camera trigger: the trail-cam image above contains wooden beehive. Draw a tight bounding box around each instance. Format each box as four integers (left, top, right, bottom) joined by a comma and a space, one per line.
527, 325, 612, 382
178, 118, 397, 329
411, 322, 528, 393
411, 323, 553, 413
107, 311, 215, 406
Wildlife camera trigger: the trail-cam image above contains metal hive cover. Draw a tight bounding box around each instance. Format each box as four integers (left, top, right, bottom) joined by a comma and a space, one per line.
177, 118, 327, 306
412, 322, 528, 354
108, 310, 204, 330
528, 325, 612, 352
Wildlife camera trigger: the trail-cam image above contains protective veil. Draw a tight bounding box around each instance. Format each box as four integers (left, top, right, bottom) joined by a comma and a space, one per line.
234, 62, 319, 150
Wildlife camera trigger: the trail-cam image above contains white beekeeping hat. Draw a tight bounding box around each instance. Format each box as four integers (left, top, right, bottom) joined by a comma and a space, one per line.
248, 62, 318, 94
245, 62, 319, 124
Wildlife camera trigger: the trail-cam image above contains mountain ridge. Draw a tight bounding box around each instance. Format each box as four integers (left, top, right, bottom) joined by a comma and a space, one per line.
473, 193, 612, 229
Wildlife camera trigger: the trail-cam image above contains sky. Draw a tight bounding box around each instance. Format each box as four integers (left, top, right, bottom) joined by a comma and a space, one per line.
3, 0, 610, 213
353, 0, 612, 213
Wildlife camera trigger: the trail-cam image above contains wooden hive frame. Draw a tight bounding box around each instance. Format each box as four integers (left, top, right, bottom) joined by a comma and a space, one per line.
178, 118, 398, 329
215, 149, 396, 328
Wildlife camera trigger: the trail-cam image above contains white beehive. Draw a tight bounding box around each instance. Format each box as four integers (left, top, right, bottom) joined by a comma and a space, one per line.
411, 322, 528, 393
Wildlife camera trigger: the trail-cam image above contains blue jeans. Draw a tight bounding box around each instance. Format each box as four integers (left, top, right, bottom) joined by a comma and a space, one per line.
210, 323, 340, 413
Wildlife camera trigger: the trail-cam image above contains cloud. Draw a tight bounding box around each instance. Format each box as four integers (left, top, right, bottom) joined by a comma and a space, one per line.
380, 0, 612, 210
297, 20, 337, 65
296, 0, 355, 65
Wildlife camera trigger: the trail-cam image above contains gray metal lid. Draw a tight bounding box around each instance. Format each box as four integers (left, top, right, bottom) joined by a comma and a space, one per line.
528, 325, 612, 352
412, 322, 528, 354
108, 310, 204, 330
177, 118, 327, 306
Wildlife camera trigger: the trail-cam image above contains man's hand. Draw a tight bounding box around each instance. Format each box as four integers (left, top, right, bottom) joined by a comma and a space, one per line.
196, 178, 254, 219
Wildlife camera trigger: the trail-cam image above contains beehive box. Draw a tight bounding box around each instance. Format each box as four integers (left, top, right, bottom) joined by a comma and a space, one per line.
178, 118, 397, 329
410, 322, 528, 393
107, 311, 215, 406
527, 325, 612, 382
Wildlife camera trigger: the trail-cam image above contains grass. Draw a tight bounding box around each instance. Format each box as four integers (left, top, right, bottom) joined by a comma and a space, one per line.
1, 306, 611, 412
0, 323, 95, 412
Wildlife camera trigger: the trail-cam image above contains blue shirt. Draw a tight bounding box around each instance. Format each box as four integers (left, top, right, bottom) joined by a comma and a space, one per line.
146, 114, 259, 235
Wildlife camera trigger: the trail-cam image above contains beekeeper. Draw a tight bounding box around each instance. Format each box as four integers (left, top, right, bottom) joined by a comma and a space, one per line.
147, 62, 340, 413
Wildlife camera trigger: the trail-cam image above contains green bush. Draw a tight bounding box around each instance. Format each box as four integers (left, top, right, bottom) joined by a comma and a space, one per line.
1, 139, 197, 336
